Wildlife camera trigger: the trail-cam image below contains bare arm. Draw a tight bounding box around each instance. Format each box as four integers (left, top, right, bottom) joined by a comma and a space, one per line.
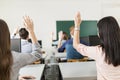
73, 12, 98, 60
57, 31, 63, 48
11, 27, 19, 39
73, 12, 81, 49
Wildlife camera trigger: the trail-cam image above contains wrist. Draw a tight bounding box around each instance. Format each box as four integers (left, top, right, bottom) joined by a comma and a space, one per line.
75, 24, 80, 28
74, 27, 80, 31
29, 30, 34, 34
58, 39, 62, 41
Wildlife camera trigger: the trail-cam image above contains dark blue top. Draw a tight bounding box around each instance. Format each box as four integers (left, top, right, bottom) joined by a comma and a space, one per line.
58, 38, 89, 52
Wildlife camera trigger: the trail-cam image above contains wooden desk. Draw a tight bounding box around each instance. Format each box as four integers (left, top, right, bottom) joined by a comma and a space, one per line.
19, 64, 45, 80
59, 61, 97, 80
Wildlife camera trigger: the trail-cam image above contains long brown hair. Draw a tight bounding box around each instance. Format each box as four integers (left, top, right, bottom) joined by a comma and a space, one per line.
0, 19, 13, 80
97, 16, 120, 66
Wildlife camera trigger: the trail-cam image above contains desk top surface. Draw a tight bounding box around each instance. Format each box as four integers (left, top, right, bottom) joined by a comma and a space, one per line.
59, 61, 97, 80
19, 64, 45, 80
55, 52, 66, 58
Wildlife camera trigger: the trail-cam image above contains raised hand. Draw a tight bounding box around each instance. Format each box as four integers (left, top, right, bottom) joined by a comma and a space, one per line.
58, 31, 63, 41
23, 16, 34, 33
23, 16, 37, 44
74, 12, 81, 28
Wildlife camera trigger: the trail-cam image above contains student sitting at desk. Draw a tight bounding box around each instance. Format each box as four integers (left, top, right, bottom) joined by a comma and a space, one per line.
52, 31, 68, 47
0, 16, 42, 80
58, 26, 88, 59
73, 12, 120, 80
11, 27, 33, 53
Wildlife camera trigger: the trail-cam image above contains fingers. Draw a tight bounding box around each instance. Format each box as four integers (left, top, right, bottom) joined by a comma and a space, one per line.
74, 11, 81, 27
23, 15, 34, 32
76, 12, 81, 22
23, 16, 33, 24
23, 16, 33, 27
76, 12, 80, 18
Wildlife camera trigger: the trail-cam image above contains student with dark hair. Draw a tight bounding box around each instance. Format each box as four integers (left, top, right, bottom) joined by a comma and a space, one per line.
19, 28, 29, 39
57, 31, 69, 48
12, 27, 32, 53
73, 12, 120, 80
0, 16, 42, 80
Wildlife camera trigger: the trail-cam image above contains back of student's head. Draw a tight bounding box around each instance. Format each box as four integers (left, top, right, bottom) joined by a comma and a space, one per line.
63, 32, 68, 40
97, 16, 120, 66
0, 19, 13, 80
19, 28, 29, 39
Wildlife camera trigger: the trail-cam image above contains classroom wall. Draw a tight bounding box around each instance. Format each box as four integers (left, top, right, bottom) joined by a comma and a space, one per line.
0, 0, 119, 50
101, 0, 120, 23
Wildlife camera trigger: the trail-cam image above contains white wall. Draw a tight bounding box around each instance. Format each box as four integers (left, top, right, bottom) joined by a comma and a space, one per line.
0, 0, 119, 49
101, 0, 120, 23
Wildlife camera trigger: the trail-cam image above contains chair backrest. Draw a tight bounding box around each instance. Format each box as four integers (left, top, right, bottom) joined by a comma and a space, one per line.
11, 38, 21, 52
38, 40, 42, 48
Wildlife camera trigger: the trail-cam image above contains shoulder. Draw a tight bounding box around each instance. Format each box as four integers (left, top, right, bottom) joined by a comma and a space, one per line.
87, 45, 102, 51
12, 51, 21, 65
12, 51, 20, 57
66, 38, 73, 44
12, 51, 30, 61
21, 39, 32, 45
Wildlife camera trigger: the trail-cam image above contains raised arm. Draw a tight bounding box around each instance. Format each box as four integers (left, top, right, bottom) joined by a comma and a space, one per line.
11, 27, 19, 39
23, 16, 37, 44
57, 31, 64, 48
23, 16, 42, 59
73, 12, 81, 49
73, 12, 98, 60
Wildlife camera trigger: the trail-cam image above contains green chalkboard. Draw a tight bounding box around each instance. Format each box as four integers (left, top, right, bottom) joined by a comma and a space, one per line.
56, 20, 97, 39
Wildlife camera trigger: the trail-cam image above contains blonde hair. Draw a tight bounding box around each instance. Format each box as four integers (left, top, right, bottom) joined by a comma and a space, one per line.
69, 26, 75, 36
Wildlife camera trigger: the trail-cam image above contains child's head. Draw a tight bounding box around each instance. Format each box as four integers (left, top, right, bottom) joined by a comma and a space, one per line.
19, 28, 29, 39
